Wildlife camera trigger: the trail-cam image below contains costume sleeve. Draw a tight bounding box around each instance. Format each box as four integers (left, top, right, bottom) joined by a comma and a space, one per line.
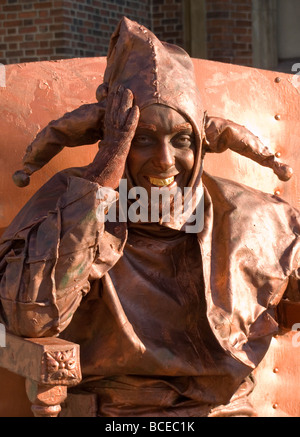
0, 173, 123, 338
13, 103, 105, 187
204, 116, 292, 182
275, 270, 300, 330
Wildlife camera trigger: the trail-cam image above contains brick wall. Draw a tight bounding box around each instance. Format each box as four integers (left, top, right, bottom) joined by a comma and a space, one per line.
62, 0, 152, 59
152, 0, 184, 47
0, 0, 253, 67
206, 0, 253, 66
0, 0, 186, 65
0, 0, 153, 65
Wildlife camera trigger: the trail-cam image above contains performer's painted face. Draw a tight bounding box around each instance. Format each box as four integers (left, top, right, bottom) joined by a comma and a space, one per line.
127, 104, 195, 196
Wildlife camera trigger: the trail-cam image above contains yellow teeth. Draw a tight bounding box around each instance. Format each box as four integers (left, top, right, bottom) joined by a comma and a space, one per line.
149, 176, 174, 187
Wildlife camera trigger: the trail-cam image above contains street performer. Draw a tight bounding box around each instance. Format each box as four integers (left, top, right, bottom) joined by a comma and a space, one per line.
0, 17, 298, 417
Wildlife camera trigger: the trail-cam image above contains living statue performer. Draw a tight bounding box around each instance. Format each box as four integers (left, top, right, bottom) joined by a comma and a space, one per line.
0, 18, 298, 417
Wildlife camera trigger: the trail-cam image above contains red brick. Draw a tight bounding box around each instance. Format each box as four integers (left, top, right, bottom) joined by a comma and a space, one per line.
38, 10, 50, 17
3, 20, 23, 27
7, 28, 17, 34
235, 35, 252, 43
49, 24, 64, 32
20, 41, 39, 49
231, 12, 251, 19
53, 0, 64, 7
49, 8, 64, 16
36, 48, 53, 55
8, 43, 18, 50
6, 13, 17, 19
19, 11, 37, 19
3, 5, 22, 12
35, 17, 53, 25
25, 50, 36, 56
5, 50, 23, 57
232, 27, 249, 34
4, 35, 23, 42
19, 57, 39, 62
235, 20, 252, 27
35, 32, 54, 41
18, 26, 38, 34
33, 2, 52, 9
39, 40, 49, 48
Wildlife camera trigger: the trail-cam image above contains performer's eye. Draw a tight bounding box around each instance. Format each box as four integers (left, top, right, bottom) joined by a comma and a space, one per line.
173, 134, 193, 148
132, 134, 153, 146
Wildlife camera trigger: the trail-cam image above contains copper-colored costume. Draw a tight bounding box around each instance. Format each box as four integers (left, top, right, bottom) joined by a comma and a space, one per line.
0, 18, 299, 417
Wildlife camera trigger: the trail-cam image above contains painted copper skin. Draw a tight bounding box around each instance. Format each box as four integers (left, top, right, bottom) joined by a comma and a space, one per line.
84, 86, 139, 189
127, 104, 195, 196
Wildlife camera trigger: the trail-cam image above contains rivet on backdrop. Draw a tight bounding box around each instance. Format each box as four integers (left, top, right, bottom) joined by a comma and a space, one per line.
275, 114, 281, 120
275, 77, 281, 83
274, 190, 281, 196
275, 151, 281, 158
273, 403, 278, 409
273, 367, 279, 373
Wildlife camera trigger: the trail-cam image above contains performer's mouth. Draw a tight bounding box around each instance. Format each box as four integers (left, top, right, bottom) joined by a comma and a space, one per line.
148, 176, 175, 187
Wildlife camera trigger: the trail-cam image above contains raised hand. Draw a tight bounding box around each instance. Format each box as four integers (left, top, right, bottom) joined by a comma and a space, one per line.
84, 85, 139, 188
